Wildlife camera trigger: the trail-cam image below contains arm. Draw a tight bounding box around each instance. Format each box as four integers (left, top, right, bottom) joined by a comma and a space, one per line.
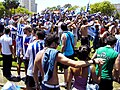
61, 34, 66, 53
57, 53, 94, 68
113, 54, 120, 82
67, 67, 73, 90
91, 65, 102, 84
33, 52, 42, 90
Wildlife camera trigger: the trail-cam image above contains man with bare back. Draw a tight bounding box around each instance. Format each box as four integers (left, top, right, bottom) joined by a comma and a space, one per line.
80, 18, 94, 46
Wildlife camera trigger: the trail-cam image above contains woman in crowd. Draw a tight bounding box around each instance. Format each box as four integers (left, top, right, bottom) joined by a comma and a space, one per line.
67, 45, 103, 90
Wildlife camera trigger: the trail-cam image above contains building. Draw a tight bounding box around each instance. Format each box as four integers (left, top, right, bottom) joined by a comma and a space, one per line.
114, 4, 120, 13
19, 0, 37, 13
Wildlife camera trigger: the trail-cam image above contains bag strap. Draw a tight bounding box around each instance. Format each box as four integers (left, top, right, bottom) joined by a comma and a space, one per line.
87, 66, 91, 83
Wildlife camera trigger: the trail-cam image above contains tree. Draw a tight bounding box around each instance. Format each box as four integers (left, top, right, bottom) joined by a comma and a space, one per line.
90, 1, 116, 16
68, 5, 79, 11
63, 4, 72, 8
15, 7, 33, 15
114, 11, 120, 19
0, 2, 5, 18
3, 0, 19, 16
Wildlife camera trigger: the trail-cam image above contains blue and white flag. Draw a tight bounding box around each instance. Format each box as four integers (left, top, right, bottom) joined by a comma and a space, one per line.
86, 2, 90, 12
88, 27, 96, 39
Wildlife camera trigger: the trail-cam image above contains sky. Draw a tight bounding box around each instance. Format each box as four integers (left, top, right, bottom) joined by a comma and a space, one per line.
0, 0, 120, 13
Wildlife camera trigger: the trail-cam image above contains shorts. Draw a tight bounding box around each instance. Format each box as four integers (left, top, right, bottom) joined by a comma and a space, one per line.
42, 82, 60, 90
25, 75, 42, 87
81, 37, 89, 46
99, 79, 113, 90
12, 40, 16, 46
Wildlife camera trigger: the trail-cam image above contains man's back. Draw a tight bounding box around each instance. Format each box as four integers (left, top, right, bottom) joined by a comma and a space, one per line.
96, 45, 118, 80
0, 34, 12, 55
80, 25, 88, 37
34, 48, 59, 85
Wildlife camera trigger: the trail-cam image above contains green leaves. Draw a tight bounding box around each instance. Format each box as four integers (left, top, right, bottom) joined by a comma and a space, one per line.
90, 1, 116, 16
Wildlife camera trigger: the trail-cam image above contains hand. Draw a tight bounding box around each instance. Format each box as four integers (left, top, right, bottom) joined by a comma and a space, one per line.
35, 82, 41, 90
94, 58, 105, 65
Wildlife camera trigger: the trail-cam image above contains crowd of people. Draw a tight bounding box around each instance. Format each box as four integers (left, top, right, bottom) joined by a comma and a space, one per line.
0, 9, 120, 90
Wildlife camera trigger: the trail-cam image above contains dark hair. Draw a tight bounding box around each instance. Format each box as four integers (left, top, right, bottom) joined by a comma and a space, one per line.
45, 33, 59, 47
36, 30, 45, 39
4, 27, 10, 34
106, 35, 117, 46
61, 23, 68, 31
82, 18, 87, 25
77, 45, 91, 60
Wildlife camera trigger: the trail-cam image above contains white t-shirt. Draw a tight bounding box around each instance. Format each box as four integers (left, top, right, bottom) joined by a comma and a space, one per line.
25, 40, 44, 76
0, 34, 12, 55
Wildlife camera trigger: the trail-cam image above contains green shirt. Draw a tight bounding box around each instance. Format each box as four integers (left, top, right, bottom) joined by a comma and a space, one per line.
96, 45, 118, 80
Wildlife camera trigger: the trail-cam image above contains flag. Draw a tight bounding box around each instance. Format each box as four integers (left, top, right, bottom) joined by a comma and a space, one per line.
86, 3, 90, 12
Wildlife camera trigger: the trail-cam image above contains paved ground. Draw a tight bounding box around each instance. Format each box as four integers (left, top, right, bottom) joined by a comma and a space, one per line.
0, 66, 66, 90
0, 66, 120, 90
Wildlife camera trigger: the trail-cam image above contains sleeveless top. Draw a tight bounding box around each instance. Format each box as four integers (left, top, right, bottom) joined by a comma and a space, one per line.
73, 75, 88, 90
42, 48, 59, 82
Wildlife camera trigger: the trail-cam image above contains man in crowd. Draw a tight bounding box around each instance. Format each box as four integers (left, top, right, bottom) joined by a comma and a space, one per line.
0, 27, 15, 80
92, 35, 120, 90
25, 30, 45, 90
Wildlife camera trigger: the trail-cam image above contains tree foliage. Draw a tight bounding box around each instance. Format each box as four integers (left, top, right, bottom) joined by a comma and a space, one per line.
0, 2, 5, 18
90, 1, 116, 16
15, 7, 33, 15
63, 4, 72, 8
3, 0, 19, 10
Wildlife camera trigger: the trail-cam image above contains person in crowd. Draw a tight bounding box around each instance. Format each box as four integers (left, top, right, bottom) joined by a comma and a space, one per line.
0, 27, 15, 80
25, 30, 45, 90
80, 18, 94, 46
8, 20, 17, 59
33, 33, 104, 90
44, 17, 53, 34
57, 18, 64, 38
17, 25, 34, 79
0, 18, 4, 37
67, 45, 103, 90
92, 22, 100, 53
60, 22, 75, 87
16, 17, 25, 78
92, 35, 120, 90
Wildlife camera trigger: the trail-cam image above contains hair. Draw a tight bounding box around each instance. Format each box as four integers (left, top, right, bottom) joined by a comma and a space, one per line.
61, 23, 68, 31
82, 18, 87, 25
36, 30, 45, 39
45, 33, 59, 47
24, 25, 32, 32
77, 45, 91, 60
106, 35, 117, 46
4, 27, 10, 34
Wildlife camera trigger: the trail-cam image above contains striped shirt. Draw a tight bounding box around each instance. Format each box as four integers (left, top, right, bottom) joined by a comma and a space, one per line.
25, 40, 44, 76
23, 34, 34, 59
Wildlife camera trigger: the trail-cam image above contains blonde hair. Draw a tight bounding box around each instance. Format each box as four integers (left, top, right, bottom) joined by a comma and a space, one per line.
18, 17, 25, 24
